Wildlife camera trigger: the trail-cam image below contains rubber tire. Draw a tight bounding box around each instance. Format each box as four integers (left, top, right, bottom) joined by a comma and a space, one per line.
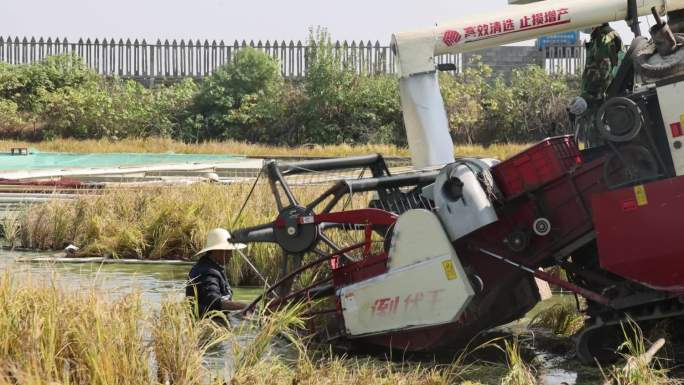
595, 97, 642, 143
575, 324, 624, 365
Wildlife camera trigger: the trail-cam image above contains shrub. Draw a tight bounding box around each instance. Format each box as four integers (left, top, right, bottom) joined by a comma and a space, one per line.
440, 59, 493, 145
0, 99, 25, 128
0, 55, 97, 113
294, 29, 404, 146
441, 57, 579, 145
0, 50, 579, 146
489, 66, 576, 143
188, 48, 285, 143
41, 78, 197, 139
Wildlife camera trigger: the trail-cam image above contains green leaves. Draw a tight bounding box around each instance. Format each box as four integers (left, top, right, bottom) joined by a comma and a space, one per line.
40, 77, 197, 139
441, 57, 578, 145
0, 49, 577, 146
190, 48, 284, 142
294, 28, 403, 146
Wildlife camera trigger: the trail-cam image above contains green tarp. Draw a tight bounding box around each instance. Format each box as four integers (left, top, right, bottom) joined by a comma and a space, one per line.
0, 151, 244, 171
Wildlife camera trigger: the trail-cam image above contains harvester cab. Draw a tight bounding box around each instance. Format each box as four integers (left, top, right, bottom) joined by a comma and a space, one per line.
233, 0, 684, 364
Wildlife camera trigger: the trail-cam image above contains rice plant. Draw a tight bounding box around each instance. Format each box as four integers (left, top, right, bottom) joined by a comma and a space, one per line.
0, 271, 150, 385
17, 181, 369, 286
498, 337, 537, 385
152, 299, 231, 385
601, 321, 682, 385
528, 302, 585, 337
1, 210, 20, 249
0, 266, 581, 385
230, 301, 309, 374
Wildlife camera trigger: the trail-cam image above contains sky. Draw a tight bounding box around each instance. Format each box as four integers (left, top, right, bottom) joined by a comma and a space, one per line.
3, 0, 653, 44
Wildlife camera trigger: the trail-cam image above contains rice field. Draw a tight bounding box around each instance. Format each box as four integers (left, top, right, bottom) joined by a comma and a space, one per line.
7, 139, 684, 384
1, 269, 680, 385
6, 137, 533, 286
0, 270, 489, 385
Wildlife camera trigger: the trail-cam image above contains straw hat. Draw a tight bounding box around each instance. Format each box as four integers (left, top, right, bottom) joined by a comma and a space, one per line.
194, 228, 246, 258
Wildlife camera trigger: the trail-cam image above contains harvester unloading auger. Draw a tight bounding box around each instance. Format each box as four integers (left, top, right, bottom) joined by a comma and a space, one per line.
233, 0, 684, 364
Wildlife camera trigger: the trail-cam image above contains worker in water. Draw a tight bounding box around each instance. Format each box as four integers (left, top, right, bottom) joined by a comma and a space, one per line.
186, 228, 249, 318
569, 23, 625, 147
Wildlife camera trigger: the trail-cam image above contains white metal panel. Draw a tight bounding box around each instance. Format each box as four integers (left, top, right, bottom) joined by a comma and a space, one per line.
421, 162, 498, 242
656, 81, 684, 175
339, 210, 474, 337
388, 209, 462, 269
399, 74, 455, 169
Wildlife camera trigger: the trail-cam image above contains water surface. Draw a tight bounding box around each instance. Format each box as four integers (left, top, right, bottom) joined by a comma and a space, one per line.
0, 250, 262, 305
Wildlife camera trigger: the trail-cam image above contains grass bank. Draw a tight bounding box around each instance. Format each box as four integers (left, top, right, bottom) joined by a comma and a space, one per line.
0, 138, 530, 160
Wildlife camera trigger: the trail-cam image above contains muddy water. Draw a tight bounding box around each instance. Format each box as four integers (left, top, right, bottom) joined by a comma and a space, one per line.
0, 250, 262, 304
0, 250, 605, 384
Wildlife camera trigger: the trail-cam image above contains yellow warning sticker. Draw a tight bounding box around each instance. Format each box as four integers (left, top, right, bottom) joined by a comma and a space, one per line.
442, 260, 458, 281
681, 114, 684, 126
634, 185, 648, 207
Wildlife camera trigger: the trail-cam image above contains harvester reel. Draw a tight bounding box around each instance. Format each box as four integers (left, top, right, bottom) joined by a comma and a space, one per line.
274, 205, 320, 254
596, 97, 643, 143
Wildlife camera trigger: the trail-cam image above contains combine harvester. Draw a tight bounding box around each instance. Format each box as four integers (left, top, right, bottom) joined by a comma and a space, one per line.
234, 0, 684, 364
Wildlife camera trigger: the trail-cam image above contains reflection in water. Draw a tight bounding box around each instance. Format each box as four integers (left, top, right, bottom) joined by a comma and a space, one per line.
0, 250, 262, 306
